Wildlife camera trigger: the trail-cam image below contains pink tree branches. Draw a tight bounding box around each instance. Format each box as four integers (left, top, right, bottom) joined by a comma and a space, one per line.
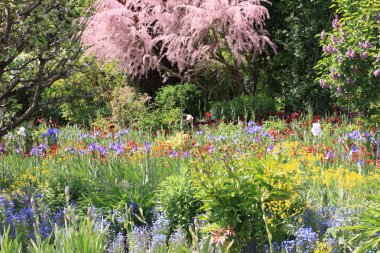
82, 0, 274, 82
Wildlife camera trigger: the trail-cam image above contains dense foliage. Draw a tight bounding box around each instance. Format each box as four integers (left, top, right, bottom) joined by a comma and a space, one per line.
0, 0, 93, 137
315, 0, 380, 118
262, 0, 334, 112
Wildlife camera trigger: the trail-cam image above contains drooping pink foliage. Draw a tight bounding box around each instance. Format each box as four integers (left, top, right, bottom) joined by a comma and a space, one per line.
82, 0, 274, 79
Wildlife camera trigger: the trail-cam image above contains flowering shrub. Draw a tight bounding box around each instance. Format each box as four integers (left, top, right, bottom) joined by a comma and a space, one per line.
315, 0, 380, 117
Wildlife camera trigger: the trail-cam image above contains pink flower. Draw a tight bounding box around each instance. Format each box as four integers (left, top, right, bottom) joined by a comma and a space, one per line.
374, 69, 380, 77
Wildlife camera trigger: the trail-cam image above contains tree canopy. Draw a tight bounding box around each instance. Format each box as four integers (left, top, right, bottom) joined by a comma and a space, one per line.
82, 0, 274, 83
0, 0, 92, 137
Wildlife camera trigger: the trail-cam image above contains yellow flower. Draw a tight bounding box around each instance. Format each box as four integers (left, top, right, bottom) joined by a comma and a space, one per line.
314, 241, 332, 253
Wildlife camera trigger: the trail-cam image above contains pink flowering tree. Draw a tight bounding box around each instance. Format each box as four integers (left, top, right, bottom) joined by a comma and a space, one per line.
82, 0, 274, 93
315, 0, 380, 119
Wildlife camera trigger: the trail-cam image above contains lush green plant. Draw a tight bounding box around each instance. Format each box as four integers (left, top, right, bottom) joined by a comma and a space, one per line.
155, 83, 205, 117
0, 227, 22, 253
210, 94, 275, 121
190, 155, 273, 248
315, 0, 380, 119
342, 193, 380, 253
156, 172, 202, 234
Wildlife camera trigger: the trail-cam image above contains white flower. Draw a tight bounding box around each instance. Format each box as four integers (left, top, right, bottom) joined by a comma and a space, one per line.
186, 114, 193, 122
17, 127, 26, 136
311, 123, 322, 137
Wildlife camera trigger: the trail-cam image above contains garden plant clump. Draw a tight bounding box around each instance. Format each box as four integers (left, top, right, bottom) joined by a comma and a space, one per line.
0, 113, 379, 252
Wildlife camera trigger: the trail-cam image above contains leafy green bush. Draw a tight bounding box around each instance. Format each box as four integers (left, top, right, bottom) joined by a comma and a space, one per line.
155, 83, 204, 117
190, 155, 266, 248
110, 86, 151, 128
210, 94, 275, 121
45, 59, 127, 126
156, 173, 202, 234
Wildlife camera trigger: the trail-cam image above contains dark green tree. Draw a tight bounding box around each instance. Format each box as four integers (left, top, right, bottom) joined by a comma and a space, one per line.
0, 0, 92, 137
261, 0, 334, 113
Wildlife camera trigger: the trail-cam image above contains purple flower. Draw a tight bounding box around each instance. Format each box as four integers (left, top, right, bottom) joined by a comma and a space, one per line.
319, 79, 327, 88
359, 41, 372, 49
88, 142, 98, 151
322, 45, 328, 53
346, 130, 362, 141
320, 30, 327, 40
69, 146, 76, 154
377, 53, 380, 62
183, 150, 190, 157
332, 15, 339, 29
329, 69, 341, 80
323, 45, 338, 54
346, 78, 356, 85
0, 144, 3, 153
360, 52, 368, 59
97, 146, 108, 156
374, 69, 380, 77
331, 35, 338, 44
325, 151, 333, 160
110, 142, 124, 155
169, 150, 178, 158
144, 142, 151, 153
346, 48, 355, 59
42, 128, 59, 143
337, 55, 343, 63
267, 144, 274, 153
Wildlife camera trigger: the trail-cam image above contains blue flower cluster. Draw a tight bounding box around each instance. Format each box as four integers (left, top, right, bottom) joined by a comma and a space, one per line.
0, 193, 64, 240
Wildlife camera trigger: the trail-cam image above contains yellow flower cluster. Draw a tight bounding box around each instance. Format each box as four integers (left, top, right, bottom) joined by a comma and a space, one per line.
165, 132, 190, 150
10, 168, 42, 196
263, 156, 304, 222
314, 241, 333, 253
264, 157, 303, 191
322, 167, 366, 190
266, 199, 302, 220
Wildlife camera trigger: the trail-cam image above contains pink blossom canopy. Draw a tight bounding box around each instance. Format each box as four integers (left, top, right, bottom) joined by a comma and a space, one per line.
82, 0, 274, 78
